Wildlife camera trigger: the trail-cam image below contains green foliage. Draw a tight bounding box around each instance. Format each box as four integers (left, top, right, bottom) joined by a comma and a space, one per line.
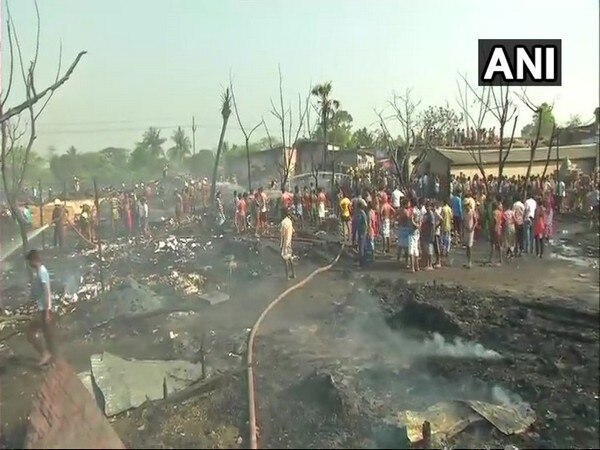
350, 127, 374, 148
311, 109, 353, 147
128, 126, 168, 175
223, 136, 282, 161
167, 126, 191, 161
521, 102, 555, 140
49, 146, 134, 185
418, 105, 462, 142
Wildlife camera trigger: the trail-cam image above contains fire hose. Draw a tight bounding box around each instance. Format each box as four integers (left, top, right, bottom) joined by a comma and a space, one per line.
246, 242, 345, 449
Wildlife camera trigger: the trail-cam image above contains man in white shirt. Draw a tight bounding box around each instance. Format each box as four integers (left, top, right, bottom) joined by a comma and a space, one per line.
524, 195, 537, 254
555, 179, 566, 213
391, 185, 403, 209
138, 197, 149, 236
280, 209, 295, 279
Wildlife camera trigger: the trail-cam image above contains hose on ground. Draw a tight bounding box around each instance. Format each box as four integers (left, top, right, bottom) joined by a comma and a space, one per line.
247, 242, 345, 449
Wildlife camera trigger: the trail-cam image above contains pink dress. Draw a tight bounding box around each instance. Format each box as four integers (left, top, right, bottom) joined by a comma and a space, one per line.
533, 206, 546, 239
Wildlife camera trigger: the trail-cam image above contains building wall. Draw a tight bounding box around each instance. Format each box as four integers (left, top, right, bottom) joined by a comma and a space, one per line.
415, 151, 450, 178
452, 158, 596, 178
226, 147, 296, 184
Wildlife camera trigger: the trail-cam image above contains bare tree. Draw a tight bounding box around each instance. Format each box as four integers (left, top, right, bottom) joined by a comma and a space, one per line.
458, 74, 518, 181
210, 88, 232, 204
517, 90, 550, 195
373, 88, 423, 192
230, 79, 262, 192
456, 77, 491, 192
541, 123, 558, 179
0, 1, 86, 253
269, 67, 310, 189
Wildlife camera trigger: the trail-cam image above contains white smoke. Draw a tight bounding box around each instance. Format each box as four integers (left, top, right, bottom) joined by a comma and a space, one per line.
420, 332, 502, 360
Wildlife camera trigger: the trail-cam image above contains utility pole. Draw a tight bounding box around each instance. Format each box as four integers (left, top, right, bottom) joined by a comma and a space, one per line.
192, 116, 197, 156
93, 178, 105, 292
38, 179, 45, 249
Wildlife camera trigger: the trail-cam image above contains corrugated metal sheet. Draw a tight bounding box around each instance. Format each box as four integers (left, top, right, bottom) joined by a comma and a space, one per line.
90, 352, 204, 416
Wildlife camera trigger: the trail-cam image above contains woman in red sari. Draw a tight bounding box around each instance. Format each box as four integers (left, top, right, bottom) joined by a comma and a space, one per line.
533, 196, 547, 258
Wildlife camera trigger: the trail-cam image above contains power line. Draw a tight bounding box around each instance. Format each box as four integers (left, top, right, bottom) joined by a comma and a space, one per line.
36, 123, 252, 135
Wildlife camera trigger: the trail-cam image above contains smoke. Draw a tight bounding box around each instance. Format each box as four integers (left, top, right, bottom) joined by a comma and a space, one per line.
63, 273, 82, 295
338, 298, 502, 367
420, 332, 502, 360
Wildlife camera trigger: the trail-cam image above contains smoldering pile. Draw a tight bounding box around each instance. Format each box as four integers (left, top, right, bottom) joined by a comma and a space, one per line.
154, 235, 212, 264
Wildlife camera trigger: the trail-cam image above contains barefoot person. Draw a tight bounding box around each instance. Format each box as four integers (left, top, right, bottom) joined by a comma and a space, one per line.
280, 209, 296, 279
339, 191, 352, 243
463, 201, 476, 268
380, 198, 395, 253
26, 250, 55, 365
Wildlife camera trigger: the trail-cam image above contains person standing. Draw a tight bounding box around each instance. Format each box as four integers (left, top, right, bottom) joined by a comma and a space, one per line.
463, 201, 476, 268
502, 200, 516, 258
440, 198, 453, 263
26, 250, 55, 365
512, 196, 525, 256
450, 190, 463, 243
317, 188, 327, 226
396, 198, 410, 267
421, 201, 436, 270
489, 202, 503, 265
524, 194, 537, 254
174, 190, 183, 223
339, 191, 352, 243
408, 199, 422, 272
356, 199, 369, 268
280, 209, 296, 280
51, 199, 66, 250
534, 197, 547, 258
391, 185, 403, 209
380, 198, 395, 253
138, 197, 149, 236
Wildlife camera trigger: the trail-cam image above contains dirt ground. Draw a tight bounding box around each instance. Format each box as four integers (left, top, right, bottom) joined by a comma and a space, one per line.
0, 213, 598, 449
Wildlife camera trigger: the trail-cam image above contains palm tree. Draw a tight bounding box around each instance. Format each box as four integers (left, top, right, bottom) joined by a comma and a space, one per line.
66, 145, 78, 156
210, 88, 232, 204
311, 82, 339, 169
168, 126, 192, 161
136, 127, 166, 158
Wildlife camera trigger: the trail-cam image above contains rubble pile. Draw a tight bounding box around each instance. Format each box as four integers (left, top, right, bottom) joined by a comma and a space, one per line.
168, 270, 206, 295
154, 235, 210, 263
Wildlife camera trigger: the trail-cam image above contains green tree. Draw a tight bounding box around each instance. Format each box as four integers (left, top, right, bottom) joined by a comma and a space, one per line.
521, 102, 555, 141
311, 82, 340, 167
66, 145, 78, 156
350, 127, 374, 148
311, 109, 353, 148
129, 127, 166, 173
168, 126, 191, 161
418, 105, 462, 145
136, 127, 166, 158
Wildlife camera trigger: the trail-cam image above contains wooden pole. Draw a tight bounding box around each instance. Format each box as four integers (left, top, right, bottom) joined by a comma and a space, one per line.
38, 179, 45, 249
93, 178, 105, 291
555, 132, 560, 178
192, 116, 197, 156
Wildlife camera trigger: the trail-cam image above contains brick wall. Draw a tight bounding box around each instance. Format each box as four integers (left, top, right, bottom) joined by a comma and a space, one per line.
24, 358, 125, 449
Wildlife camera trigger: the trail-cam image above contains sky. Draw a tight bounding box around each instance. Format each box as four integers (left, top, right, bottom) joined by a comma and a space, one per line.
1, 0, 599, 155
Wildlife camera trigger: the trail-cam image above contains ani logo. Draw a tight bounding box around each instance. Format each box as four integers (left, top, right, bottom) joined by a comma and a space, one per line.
478, 39, 562, 86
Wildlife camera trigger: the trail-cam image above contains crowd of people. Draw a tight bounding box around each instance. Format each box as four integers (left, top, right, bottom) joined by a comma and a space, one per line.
339, 171, 599, 269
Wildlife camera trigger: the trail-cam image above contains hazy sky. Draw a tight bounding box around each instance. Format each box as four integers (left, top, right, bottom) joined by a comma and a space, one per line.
2, 0, 599, 154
